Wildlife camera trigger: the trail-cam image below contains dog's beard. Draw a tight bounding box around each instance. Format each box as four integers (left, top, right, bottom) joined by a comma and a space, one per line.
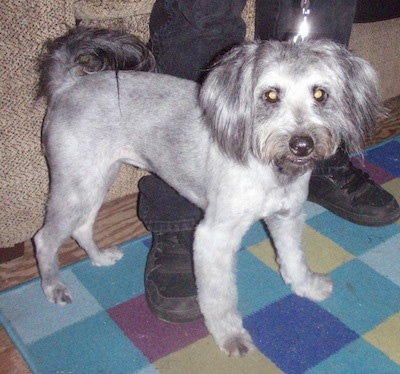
254, 125, 337, 177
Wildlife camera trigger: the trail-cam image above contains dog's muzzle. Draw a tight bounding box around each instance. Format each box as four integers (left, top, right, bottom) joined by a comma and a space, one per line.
289, 136, 314, 159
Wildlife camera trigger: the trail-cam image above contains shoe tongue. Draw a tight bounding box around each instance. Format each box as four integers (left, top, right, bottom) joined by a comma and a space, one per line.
324, 147, 348, 167
314, 148, 349, 173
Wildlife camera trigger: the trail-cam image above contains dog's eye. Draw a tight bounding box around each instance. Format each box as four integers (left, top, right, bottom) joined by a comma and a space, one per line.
264, 90, 280, 103
313, 88, 327, 102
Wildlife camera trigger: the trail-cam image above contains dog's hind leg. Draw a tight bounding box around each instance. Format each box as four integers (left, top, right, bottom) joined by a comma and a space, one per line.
72, 219, 123, 267
35, 162, 123, 304
71, 163, 123, 267
266, 214, 333, 302
35, 220, 77, 304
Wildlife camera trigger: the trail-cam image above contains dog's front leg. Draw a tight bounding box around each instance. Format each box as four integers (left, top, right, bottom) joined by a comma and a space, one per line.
266, 213, 333, 301
193, 218, 255, 356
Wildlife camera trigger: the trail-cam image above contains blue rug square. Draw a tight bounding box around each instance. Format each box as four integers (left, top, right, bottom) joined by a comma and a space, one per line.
28, 312, 150, 373
244, 294, 358, 374
241, 220, 269, 247
308, 338, 400, 373
72, 236, 150, 309
304, 201, 327, 221
0, 270, 103, 345
237, 250, 291, 317
360, 233, 400, 287
365, 139, 400, 177
307, 213, 400, 256
321, 259, 400, 335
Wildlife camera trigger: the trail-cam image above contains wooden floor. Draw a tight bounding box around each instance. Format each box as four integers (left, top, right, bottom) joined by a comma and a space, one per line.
1, 95, 399, 373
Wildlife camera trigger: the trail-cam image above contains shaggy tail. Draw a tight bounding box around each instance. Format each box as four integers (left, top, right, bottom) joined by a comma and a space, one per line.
38, 27, 158, 99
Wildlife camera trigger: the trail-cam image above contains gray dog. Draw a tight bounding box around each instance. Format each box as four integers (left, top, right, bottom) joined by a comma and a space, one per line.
35, 28, 383, 356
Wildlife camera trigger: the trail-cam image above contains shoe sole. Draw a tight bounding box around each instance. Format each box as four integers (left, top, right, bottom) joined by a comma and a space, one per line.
308, 196, 400, 227
145, 289, 203, 324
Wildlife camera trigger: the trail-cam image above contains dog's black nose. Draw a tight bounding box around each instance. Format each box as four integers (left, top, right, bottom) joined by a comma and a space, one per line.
289, 136, 314, 157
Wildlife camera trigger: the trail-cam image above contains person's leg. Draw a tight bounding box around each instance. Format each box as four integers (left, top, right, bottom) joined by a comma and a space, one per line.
148, 0, 247, 82
255, 0, 400, 226
139, 0, 246, 323
138, 176, 203, 322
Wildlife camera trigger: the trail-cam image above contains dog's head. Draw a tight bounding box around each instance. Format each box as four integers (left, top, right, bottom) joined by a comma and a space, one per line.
200, 40, 385, 175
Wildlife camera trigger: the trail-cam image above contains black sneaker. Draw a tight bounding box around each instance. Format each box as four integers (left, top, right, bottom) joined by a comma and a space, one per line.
145, 230, 202, 323
308, 148, 400, 226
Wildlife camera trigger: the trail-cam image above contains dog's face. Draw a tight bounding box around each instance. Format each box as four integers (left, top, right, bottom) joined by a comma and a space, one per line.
200, 40, 385, 176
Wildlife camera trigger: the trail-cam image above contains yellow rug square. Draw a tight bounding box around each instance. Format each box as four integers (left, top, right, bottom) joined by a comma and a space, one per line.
154, 335, 282, 374
363, 313, 400, 365
382, 178, 400, 226
248, 238, 279, 272
248, 225, 354, 274
383, 178, 400, 202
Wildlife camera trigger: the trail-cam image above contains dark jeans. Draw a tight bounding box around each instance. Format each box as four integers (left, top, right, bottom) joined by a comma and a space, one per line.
138, 0, 357, 233
255, 0, 356, 45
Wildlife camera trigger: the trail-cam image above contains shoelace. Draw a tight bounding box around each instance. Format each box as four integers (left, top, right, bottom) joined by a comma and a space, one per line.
335, 162, 374, 194
314, 147, 375, 196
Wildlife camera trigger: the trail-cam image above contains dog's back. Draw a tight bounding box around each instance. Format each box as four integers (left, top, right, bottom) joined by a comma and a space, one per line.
39, 27, 211, 206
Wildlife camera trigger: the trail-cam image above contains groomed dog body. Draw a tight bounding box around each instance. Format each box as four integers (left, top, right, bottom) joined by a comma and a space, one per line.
35, 28, 383, 356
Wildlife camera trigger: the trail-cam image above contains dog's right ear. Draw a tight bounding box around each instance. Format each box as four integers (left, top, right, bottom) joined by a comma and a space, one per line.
200, 41, 259, 163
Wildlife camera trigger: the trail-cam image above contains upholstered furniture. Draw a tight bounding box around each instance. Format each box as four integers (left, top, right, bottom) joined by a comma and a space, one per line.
1, 0, 399, 255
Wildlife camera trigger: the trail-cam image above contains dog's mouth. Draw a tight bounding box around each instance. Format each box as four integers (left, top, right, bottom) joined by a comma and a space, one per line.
273, 156, 315, 176
276, 156, 314, 167
291, 157, 311, 165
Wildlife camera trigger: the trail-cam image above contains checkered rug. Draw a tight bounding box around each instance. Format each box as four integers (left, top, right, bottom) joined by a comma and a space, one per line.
1, 137, 399, 373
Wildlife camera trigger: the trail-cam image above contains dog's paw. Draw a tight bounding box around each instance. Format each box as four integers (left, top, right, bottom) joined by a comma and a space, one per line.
91, 246, 123, 266
292, 273, 333, 302
43, 282, 73, 305
205, 313, 255, 357
221, 332, 255, 357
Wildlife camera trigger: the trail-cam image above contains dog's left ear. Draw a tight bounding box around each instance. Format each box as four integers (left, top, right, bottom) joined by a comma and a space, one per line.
200, 41, 259, 163
338, 50, 386, 152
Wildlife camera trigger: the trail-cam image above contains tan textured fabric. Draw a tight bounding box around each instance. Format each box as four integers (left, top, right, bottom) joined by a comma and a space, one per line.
77, 15, 151, 44
0, 1, 150, 247
0, 1, 76, 247
349, 18, 400, 101
242, 0, 256, 40
1, 0, 399, 247
75, 0, 155, 42
75, 0, 154, 19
